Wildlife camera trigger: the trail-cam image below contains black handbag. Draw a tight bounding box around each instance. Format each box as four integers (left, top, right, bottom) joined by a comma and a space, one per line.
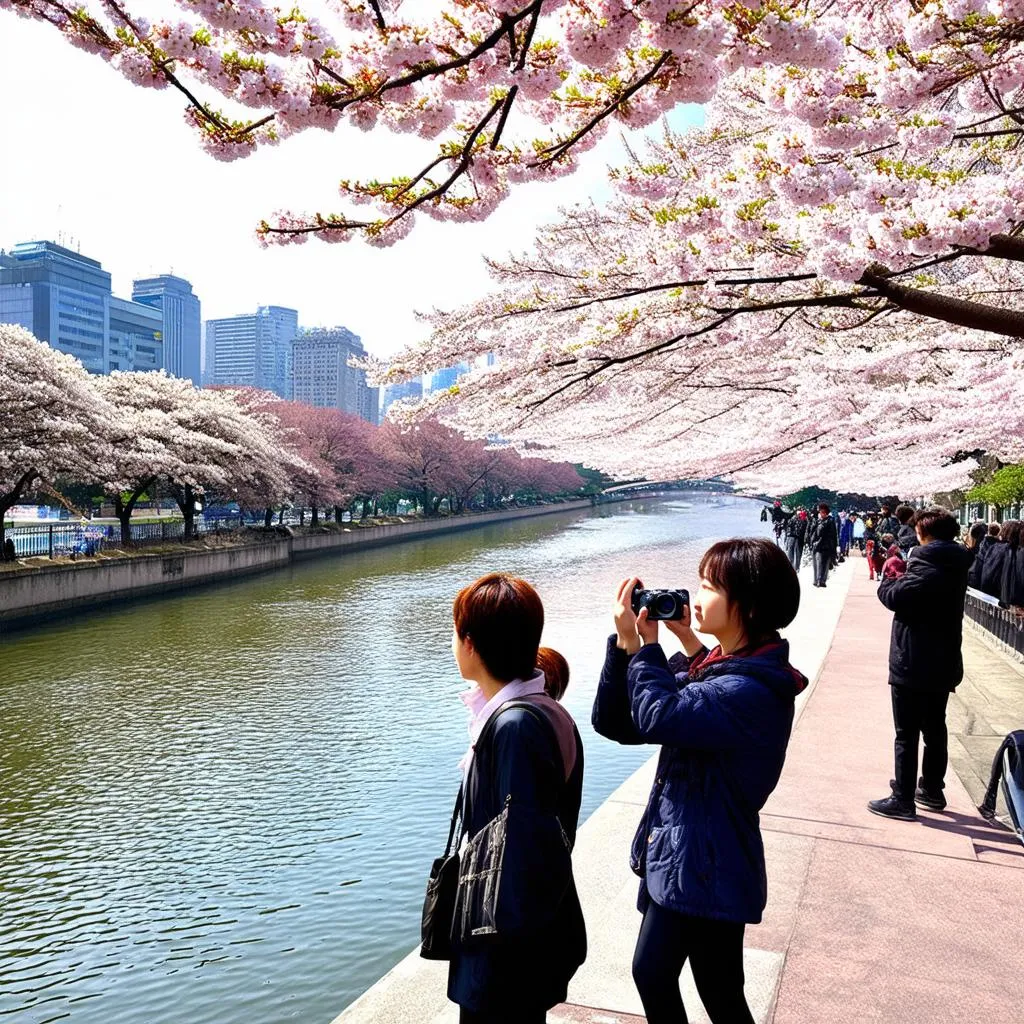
452, 702, 573, 947
419, 782, 463, 960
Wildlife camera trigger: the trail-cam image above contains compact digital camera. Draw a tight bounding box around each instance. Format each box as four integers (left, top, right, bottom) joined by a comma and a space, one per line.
630, 584, 690, 621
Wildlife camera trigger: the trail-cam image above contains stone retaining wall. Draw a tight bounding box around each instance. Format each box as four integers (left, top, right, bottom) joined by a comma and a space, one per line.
0, 499, 605, 634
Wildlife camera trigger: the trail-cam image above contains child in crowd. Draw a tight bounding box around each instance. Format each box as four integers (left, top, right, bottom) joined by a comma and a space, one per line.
882, 543, 907, 581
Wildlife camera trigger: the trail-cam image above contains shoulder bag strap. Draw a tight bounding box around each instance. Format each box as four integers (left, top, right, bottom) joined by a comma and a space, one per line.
443, 782, 464, 857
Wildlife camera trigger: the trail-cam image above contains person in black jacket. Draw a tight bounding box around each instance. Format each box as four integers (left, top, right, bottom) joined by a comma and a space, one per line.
807, 503, 839, 587
979, 520, 1018, 603
894, 504, 918, 557
783, 509, 808, 571
999, 521, 1024, 608
877, 504, 900, 539
869, 508, 971, 820
967, 524, 999, 590
446, 573, 586, 1023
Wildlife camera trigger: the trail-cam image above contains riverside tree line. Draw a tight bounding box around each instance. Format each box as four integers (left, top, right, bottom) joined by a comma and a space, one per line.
0, 325, 585, 548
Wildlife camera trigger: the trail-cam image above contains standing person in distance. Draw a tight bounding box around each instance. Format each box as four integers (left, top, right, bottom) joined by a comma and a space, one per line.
807, 503, 839, 588
869, 509, 971, 820
593, 540, 805, 1024
878, 504, 901, 539
852, 512, 866, 553
965, 522, 991, 588
783, 508, 809, 572
894, 505, 919, 558
839, 511, 855, 561
446, 573, 586, 1023
979, 521, 1018, 603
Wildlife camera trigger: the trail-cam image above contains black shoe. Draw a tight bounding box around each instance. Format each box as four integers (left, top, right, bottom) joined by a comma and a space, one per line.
868, 795, 917, 821
915, 787, 946, 811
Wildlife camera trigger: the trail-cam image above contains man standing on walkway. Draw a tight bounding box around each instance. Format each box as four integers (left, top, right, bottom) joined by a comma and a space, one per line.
869, 508, 971, 820
807, 503, 838, 588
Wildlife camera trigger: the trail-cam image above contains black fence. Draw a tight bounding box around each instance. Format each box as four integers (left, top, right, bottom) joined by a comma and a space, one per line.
965, 588, 1024, 659
5, 517, 245, 559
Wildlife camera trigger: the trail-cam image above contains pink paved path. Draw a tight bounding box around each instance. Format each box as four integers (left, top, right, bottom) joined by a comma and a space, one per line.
748, 570, 1024, 1024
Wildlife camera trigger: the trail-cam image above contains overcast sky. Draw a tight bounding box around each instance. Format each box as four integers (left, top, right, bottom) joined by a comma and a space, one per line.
0, 13, 701, 359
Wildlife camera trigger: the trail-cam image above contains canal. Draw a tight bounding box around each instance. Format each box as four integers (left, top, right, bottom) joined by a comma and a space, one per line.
0, 494, 767, 1024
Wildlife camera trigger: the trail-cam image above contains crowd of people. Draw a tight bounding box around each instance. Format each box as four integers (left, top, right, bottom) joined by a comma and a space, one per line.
762, 500, 925, 587
964, 518, 1024, 610
424, 499, 994, 1023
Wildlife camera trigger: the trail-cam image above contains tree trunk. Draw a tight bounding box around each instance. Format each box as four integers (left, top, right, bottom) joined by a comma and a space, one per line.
311, 505, 319, 526
173, 483, 197, 540
859, 265, 1024, 337
0, 470, 39, 553
264, 506, 274, 528
278, 507, 285, 525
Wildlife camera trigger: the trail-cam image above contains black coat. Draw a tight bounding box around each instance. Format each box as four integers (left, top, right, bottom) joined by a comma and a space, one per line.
784, 516, 807, 543
1001, 546, 1024, 607
448, 697, 586, 1014
896, 524, 918, 556
807, 515, 838, 555
877, 540, 971, 691
980, 540, 1010, 601
968, 535, 997, 590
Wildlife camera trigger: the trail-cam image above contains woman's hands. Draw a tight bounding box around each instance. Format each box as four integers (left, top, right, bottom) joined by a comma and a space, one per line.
613, 577, 644, 654
613, 577, 660, 652
614, 578, 703, 657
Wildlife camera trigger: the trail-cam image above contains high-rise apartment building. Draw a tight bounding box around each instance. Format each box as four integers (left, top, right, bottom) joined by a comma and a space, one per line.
379, 378, 424, 422
132, 275, 201, 383
204, 305, 298, 398
0, 240, 164, 374
108, 297, 163, 372
292, 326, 378, 423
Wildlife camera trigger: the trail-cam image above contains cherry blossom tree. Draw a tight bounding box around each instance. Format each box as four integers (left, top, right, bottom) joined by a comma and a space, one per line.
12, 0, 1022, 255
0, 324, 113, 548
99, 373, 305, 540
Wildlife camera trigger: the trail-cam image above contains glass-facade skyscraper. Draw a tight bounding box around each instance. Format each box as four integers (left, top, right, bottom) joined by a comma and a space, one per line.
0, 240, 163, 374
204, 305, 298, 398
428, 362, 471, 393
132, 275, 201, 384
379, 378, 423, 422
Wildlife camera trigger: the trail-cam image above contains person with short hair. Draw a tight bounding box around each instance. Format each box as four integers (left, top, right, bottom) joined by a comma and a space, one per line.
894, 505, 918, 557
446, 573, 586, 1023
806, 503, 839, 588
979, 520, 1019, 602
878, 504, 901, 538
967, 522, 998, 591
869, 508, 971, 820
989, 522, 1002, 537
594, 538, 805, 1024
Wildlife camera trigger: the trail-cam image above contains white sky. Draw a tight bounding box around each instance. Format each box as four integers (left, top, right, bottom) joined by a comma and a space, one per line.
0, 12, 701, 359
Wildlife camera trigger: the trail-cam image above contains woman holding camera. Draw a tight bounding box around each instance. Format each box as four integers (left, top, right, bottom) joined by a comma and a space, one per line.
593, 539, 805, 1024
447, 573, 586, 1023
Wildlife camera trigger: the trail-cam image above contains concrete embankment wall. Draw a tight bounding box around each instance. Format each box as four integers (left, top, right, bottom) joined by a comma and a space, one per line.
0, 499, 608, 634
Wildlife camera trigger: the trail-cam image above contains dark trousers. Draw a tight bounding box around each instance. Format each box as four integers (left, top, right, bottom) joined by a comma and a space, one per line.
632, 900, 755, 1024
785, 536, 803, 571
459, 1009, 545, 1024
813, 551, 830, 586
892, 685, 950, 802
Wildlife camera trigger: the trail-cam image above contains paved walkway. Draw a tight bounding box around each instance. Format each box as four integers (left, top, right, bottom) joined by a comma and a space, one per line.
332, 561, 1024, 1024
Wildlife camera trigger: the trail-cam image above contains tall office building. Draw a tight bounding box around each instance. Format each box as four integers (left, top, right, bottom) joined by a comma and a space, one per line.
133, 275, 201, 383
108, 297, 163, 372
0, 240, 164, 374
428, 361, 471, 393
379, 378, 424, 422
292, 326, 378, 423
204, 305, 298, 398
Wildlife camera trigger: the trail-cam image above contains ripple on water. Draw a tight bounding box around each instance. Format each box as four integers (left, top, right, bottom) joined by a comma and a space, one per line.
0, 496, 767, 1024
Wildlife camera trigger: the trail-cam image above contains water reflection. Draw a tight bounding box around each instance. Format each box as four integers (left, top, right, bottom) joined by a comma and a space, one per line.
0, 495, 766, 1024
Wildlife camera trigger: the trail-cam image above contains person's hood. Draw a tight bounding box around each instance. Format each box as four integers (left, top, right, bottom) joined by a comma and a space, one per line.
690, 636, 808, 697
912, 539, 973, 570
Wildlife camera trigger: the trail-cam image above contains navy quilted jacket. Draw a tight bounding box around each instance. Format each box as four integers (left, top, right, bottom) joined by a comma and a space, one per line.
593, 635, 805, 923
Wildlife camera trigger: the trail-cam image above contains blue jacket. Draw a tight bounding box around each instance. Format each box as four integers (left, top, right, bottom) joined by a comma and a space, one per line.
593, 635, 805, 923
840, 518, 855, 546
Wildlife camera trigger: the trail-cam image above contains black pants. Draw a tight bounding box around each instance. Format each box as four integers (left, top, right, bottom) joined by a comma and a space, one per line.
632, 900, 755, 1024
813, 551, 830, 586
459, 1009, 545, 1024
892, 685, 950, 802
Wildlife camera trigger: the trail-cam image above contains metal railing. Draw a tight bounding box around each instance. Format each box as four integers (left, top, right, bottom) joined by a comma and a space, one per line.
965, 587, 1024, 659
4, 516, 247, 559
